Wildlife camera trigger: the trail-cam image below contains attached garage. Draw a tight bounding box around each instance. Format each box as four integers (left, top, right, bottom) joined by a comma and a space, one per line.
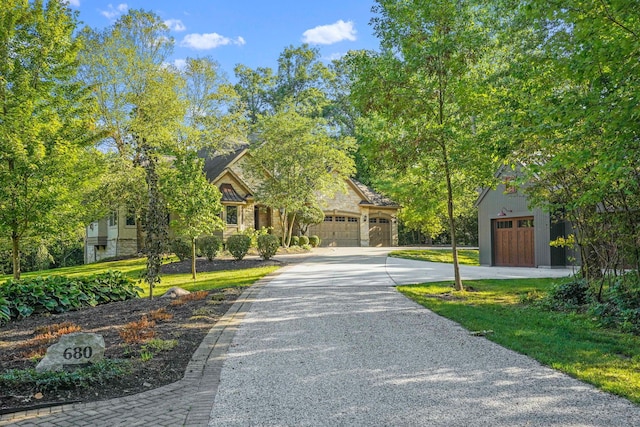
492, 217, 535, 267
369, 217, 391, 247
309, 215, 360, 247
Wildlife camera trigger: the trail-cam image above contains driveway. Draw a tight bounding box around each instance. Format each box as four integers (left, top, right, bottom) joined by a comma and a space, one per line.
208, 248, 638, 426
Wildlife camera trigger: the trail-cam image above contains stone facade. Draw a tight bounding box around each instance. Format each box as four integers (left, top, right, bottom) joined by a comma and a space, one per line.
84, 149, 400, 263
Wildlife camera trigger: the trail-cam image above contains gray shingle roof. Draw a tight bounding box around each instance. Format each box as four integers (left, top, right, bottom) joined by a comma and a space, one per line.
350, 179, 398, 207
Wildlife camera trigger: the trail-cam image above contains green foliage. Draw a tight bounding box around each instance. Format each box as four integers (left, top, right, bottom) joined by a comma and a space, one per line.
170, 238, 192, 262
198, 236, 223, 261
0, 0, 100, 279
257, 234, 279, 260
0, 271, 141, 323
350, 1, 497, 291
140, 338, 178, 355
226, 234, 252, 260
0, 296, 9, 323
590, 274, 640, 334
0, 359, 131, 393
290, 236, 300, 247
241, 227, 272, 248
246, 106, 355, 248
308, 235, 320, 248
539, 280, 592, 311
299, 236, 310, 246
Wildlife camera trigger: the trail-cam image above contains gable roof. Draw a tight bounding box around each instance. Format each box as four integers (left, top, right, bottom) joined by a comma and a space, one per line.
202, 145, 248, 182
350, 179, 399, 208
201, 148, 399, 209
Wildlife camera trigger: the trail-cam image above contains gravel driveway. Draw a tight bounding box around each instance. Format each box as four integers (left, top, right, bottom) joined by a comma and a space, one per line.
208, 248, 639, 426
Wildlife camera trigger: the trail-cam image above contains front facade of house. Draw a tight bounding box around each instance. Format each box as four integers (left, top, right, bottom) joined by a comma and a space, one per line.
203, 147, 400, 247
84, 148, 399, 263
476, 167, 576, 268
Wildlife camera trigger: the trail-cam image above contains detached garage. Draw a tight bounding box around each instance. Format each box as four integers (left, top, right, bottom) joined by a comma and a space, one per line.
476, 167, 576, 268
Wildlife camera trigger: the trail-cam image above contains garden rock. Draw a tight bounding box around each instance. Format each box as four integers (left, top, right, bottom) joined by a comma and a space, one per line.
161, 287, 191, 298
36, 332, 105, 373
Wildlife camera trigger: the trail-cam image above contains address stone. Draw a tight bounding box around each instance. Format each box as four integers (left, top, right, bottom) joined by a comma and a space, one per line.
36, 332, 105, 373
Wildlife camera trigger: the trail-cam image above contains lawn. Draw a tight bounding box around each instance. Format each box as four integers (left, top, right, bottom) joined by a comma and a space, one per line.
0, 256, 281, 297
389, 248, 479, 265
398, 278, 640, 405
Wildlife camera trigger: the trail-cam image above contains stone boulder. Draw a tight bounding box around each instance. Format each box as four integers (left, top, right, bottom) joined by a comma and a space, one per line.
161, 287, 191, 298
36, 332, 105, 373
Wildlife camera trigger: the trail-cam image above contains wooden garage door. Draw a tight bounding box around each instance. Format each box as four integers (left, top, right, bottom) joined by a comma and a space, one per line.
369, 217, 391, 247
493, 217, 535, 267
309, 215, 360, 247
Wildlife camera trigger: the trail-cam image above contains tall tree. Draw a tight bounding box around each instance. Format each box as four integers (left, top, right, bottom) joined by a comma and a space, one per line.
0, 0, 98, 279
489, 0, 640, 279
162, 151, 224, 280
350, 0, 496, 290
246, 106, 355, 246
79, 12, 246, 295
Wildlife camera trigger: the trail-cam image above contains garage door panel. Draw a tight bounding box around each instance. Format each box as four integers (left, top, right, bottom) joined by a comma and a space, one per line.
493, 217, 535, 267
309, 215, 360, 247
369, 217, 391, 247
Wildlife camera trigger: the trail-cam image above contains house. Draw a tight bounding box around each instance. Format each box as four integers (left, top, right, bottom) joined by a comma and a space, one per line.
202, 146, 400, 247
84, 147, 399, 263
475, 166, 576, 268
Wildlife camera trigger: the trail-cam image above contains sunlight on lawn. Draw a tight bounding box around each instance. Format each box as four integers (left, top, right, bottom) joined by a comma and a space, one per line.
389, 248, 479, 265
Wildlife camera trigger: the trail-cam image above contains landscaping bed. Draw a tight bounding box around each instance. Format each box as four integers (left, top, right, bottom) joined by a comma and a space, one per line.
0, 257, 280, 414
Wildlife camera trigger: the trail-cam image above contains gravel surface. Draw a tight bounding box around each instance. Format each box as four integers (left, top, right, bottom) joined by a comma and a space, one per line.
208, 248, 639, 426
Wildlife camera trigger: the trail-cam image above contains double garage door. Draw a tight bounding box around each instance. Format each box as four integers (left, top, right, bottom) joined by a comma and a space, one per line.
493, 217, 535, 267
309, 215, 360, 247
309, 215, 392, 247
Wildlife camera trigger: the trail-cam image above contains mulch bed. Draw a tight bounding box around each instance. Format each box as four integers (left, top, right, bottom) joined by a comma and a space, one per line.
0, 257, 283, 414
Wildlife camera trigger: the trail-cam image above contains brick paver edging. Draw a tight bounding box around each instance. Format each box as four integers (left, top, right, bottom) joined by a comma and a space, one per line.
0, 266, 290, 427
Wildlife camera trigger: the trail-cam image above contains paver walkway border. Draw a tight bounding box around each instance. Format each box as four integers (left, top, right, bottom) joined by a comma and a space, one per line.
0, 264, 289, 427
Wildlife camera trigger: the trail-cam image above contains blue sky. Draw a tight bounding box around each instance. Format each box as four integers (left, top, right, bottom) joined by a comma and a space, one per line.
66, 1, 382, 80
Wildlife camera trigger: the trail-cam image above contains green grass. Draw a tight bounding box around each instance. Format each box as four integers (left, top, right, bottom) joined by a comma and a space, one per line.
389, 248, 479, 265
139, 265, 280, 297
0, 257, 280, 297
398, 278, 640, 405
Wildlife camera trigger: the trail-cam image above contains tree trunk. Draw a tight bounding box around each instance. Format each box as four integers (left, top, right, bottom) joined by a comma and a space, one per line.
11, 231, 20, 280
441, 140, 463, 291
191, 237, 197, 280
287, 213, 297, 248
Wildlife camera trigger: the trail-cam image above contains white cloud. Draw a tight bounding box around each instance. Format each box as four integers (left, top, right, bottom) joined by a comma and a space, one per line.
100, 3, 128, 20
173, 59, 187, 70
302, 20, 357, 45
180, 33, 245, 50
64, 0, 81, 7
165, 19, 186, 32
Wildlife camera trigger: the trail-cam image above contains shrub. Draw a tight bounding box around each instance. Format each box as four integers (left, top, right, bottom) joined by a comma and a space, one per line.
257, 234, 279, 260
539, 279, 591, 311
226, 234, 252, 260
0, 359, 131, 393
290, 236, 300, 246
198, 235, 222, 261
241, 227, 272, 248
170, 238, 192, 261
119, 316, 156, 344
299, 235, 310, 246
309, 235, 320, 248
590, 273, 640, 334
0, 271, 141, 322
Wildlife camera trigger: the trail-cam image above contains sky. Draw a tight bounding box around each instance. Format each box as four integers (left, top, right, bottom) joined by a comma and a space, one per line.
66, 0, 382, 81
